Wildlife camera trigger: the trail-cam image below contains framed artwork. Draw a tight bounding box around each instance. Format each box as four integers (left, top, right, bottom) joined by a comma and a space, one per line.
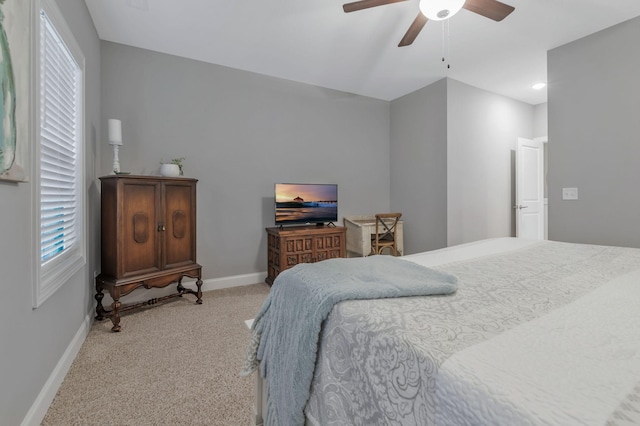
0, 0, 29, 182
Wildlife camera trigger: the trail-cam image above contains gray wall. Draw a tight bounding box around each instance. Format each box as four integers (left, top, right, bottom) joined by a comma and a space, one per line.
389, 78, 534, 251
0, 0, 101, 423
447, 79, 534, 246
548, 16, 640, 247
100, 42, 391, 279
533, 103, 548, 138
390, 79, 448, 254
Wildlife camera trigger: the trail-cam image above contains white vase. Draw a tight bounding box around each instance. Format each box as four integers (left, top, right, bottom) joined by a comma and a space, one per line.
160, 163, 180, 177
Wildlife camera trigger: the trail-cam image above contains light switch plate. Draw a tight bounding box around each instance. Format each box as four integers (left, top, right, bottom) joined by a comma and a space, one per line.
562, 187, 578, 200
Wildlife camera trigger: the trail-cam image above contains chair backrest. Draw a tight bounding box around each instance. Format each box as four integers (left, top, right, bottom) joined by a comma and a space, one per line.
373, 213, 402, 255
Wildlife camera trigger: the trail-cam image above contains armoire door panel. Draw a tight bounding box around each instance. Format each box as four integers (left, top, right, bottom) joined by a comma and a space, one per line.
164, 183, 196, 268
122, 182, 161, 276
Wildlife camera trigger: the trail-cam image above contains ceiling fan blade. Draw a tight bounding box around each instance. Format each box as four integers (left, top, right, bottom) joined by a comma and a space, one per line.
463, 0, 515, 21
343, 0, 407, 13
398, 13, 428, 47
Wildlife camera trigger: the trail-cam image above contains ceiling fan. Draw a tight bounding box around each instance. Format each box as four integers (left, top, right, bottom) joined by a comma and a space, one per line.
342, 0, 515, 47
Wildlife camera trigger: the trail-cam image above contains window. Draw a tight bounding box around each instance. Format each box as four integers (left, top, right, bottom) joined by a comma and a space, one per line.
33, 0, 85, 307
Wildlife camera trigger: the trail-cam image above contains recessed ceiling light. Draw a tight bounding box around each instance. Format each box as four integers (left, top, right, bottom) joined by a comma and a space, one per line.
532, 82, 546, 90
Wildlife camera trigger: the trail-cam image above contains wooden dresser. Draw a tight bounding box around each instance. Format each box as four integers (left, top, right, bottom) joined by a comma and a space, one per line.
265, 225, 346, 285
95, 175, 202, 331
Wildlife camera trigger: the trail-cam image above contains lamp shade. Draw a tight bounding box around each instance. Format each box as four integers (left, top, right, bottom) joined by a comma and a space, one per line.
108, 119, 122, 145
419, 0, 465, 21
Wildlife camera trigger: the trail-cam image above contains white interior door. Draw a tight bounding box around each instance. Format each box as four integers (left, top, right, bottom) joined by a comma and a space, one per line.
516, 138, 544, 239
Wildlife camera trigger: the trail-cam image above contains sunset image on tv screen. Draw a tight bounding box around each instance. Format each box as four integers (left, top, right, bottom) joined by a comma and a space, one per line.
275, 183, 337, 224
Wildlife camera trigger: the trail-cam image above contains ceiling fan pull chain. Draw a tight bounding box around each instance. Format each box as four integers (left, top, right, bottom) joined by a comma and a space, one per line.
441, 21, 445, 63
447, 18, 451, 69
441, 19, 451, 69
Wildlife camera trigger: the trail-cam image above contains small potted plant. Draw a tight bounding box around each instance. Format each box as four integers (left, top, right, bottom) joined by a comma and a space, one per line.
160, 157, 185, 177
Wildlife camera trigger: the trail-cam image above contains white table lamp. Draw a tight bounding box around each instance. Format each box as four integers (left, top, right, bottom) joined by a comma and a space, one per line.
108, 119, 122, 173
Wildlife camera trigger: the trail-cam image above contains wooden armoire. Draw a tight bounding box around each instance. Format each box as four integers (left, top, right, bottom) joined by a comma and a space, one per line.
95, 175, 202, 331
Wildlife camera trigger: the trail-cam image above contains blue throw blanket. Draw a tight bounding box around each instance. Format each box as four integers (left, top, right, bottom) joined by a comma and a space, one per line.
240, 256, 458, 426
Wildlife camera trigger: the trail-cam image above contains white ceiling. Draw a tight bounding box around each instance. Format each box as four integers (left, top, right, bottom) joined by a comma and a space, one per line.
84, 0, 640, 105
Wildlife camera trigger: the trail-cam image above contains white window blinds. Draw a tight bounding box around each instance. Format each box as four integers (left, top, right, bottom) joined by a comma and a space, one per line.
39, 9, 82, 265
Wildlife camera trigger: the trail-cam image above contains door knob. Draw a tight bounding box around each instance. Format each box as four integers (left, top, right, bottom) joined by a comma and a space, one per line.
513, 205, 528, 209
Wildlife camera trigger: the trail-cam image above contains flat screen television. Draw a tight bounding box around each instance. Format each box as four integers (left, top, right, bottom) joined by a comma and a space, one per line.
275, 183, 338, 226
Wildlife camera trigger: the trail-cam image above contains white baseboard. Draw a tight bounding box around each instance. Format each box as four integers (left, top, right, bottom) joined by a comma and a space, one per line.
21, 313, 93, 426
199, 271, 267, 292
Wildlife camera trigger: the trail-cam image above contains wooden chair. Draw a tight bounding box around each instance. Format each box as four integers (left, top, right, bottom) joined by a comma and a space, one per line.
371, 213, 402, 256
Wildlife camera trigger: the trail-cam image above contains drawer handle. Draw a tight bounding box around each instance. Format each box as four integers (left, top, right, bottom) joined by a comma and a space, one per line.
158, 225, 166, 232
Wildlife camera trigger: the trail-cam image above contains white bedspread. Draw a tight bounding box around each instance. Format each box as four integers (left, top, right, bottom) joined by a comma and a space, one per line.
436, 268, 640, 425
304, 238, 640, 425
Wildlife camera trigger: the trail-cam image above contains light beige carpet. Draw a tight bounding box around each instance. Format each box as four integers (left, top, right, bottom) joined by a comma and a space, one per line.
42, 283, 270, 426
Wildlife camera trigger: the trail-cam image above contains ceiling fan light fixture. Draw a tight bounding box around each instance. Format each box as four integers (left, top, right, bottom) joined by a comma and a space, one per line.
419, 0, 466, 21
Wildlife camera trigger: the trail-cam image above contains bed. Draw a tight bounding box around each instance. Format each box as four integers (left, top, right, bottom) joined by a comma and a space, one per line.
243, 238, 640, 425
